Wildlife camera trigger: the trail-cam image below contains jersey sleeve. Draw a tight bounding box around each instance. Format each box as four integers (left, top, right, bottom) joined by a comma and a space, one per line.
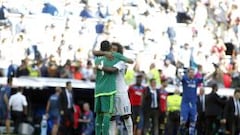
113, 61, 125, 71
22, 96, 28, 106
94, 57, 100, 65
113, 52, 128, 62
181, 76, 186, 84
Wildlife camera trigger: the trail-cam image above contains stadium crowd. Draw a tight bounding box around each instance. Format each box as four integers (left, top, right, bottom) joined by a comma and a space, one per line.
0, 0, 239, 88
1, 0, 240, 135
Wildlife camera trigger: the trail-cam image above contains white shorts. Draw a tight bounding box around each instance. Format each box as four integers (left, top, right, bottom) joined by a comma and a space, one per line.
114, 94, 132, 116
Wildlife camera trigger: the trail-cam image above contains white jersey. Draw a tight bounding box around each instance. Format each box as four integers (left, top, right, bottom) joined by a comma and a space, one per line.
114, 61, 128, 95
113, 61, 131, 115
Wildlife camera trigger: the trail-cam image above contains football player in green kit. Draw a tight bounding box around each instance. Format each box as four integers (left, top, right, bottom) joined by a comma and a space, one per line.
94, 40, 133, 135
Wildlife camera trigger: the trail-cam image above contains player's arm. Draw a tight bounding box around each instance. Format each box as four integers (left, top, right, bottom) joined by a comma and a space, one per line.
113, 52, 134, 64
3, 94, 9, 110
8, 97, 12, 112
203, 71, 214, 82
92, 50, 113, 59
101, 66, 118, 73
45, 100, 50, 115
95, 62, 118, 73
176, 68, 185, 86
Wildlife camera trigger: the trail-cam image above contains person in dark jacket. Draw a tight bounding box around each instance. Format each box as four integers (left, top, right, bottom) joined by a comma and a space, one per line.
222, 88, 240, 135
205, 83, 226, 135
196, 87, 206, 135
142, 78, 160, 135
46, 87, 62, 135
59, 81, 74, 135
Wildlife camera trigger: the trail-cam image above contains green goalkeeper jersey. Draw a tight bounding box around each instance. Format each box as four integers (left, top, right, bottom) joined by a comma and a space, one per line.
95, 52, 129, 97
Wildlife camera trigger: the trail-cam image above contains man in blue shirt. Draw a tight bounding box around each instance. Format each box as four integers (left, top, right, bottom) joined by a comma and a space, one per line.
0, 77, 12, 134
46, 87, 62, 135
179, 68, 203, 135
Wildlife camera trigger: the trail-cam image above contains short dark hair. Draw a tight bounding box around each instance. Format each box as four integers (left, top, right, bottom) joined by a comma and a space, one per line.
66, 81, 71, 86
150, 78, 156, 83
234, 88, 240, 95
17, 87, 24, 92
111, 42, 123, 54
211, 83, 218, 90
100, 40, 111, 51
188, 68, 194, 72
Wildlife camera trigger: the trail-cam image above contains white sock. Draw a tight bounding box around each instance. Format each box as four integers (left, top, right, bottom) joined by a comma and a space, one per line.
124, 117, 133, 135
109, 120, 117, 135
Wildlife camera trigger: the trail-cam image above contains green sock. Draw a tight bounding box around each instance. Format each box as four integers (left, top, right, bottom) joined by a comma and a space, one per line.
96, 113, 103, 135
102, 113, 111, 135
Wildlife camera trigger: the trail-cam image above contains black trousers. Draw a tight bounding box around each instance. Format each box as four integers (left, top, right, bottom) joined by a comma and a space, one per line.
206, 115, 221, 135
60, 108, 74, 135
159, 111, 167, 135
166, 111, 180, 135
143, 109, 159, 135
11, 111, 24, 134
196, 112, 206, 135
228, 116, 240, 135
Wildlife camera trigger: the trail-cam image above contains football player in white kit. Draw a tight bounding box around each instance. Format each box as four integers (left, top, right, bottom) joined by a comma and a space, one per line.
93, 42, 134, 135
109, 42, 133, 135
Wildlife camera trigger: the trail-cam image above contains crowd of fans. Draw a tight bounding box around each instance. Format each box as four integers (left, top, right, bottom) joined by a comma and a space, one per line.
1, 1, 240, 134
0, 0, 240, 88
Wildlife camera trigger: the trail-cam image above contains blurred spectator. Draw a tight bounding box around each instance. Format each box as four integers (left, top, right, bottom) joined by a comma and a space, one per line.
175, 0, 192, 23
28, 62, 41, 77
45, 87, 62, 135
60, 60, 72, 78
128, 74, 145, 135
222, 88, 240, 135
160, 59, 176, 84
42, 3, 58, 16
165, 46, 176, 66
80, 6, 93, 18
9, 87, 28, 134
142, 78, 159, 135
165, 89, 181, 135
59, 81, 74, 135
195, 64, 203, 79
79, 102, 94, 135
7, 60, 17, 78
73, 103, 81, 135
196, 87, 206, 135
207, 63, 225, 88
15, 14, 26, 34
0, 77, 12, 134
16, 59, 29, 77
73, 66, 84, 80
38, 60, 48, 77
0, 0, 239, 90
205, 83, 226, 135
158, 78, 168, 134
0, 4, 6, 20
178, 43, 191, 68
147, 63, 161, 86
230, 60, 240, 88
81, 60, 94, 81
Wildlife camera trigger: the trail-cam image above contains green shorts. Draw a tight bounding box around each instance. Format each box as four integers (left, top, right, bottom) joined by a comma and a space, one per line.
95, 94, 115, 113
